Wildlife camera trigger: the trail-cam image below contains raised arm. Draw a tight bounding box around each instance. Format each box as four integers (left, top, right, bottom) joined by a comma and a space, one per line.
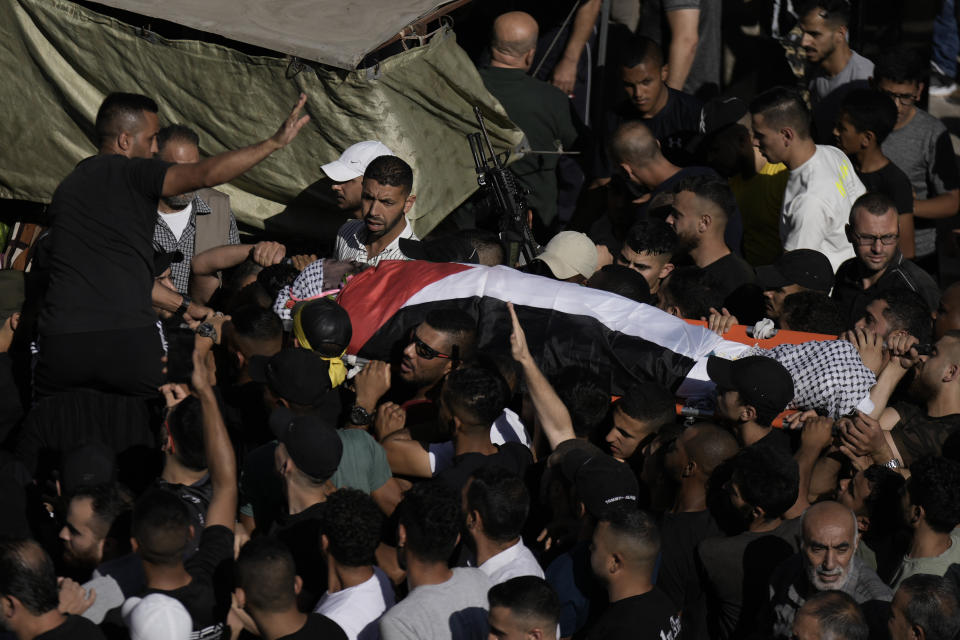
551, 0, 602, 95
189, 241, 286, 304
161, 94, 309, 197
191, 340, 238, 530
665, 8, 700, 91
508, 303, 576, 449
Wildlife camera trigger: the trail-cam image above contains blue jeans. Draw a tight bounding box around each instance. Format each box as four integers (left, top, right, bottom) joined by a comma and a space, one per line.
933, 0, 959, 78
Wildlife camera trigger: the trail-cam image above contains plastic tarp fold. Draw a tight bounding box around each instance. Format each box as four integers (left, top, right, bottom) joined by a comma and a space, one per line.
0, 0, 523, 239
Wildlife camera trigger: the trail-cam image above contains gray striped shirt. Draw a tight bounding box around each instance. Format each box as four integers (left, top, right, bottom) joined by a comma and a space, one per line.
334, 218, 418, 266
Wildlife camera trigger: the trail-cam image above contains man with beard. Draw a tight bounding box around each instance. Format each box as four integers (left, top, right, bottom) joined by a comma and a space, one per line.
849, 331, 960, 467
153, 125, 239, 296
832, 193, 939, 326
59, 483, 131, 580
665, 175, 753, 301
334, 155, 418, 266
765, 501, 892, 639
462, 466, 542, 585
321, 140, 394, 219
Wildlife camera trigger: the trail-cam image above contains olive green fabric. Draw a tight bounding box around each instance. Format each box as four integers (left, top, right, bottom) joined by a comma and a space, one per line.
0, 0, 523, 240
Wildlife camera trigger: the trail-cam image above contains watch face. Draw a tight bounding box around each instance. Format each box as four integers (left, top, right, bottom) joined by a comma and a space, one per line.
350, 405, 371, 424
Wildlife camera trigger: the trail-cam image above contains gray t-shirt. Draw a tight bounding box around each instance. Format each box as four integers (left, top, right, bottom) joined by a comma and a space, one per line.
883, 108, 960, 256
640, 0, 721, 95
379, 568, 492, 640
809, 51, 874, 103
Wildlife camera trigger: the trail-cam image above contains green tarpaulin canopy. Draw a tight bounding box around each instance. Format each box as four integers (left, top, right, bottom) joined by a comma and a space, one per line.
0, 0, 523, 240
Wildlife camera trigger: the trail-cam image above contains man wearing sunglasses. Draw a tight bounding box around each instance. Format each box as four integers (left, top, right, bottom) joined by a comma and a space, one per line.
832, 193, 940, 326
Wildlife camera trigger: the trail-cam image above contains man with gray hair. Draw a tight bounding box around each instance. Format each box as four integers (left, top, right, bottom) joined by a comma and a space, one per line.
766, 501, 892, 639
791, 590, 868, 640
889, 574, 960, 640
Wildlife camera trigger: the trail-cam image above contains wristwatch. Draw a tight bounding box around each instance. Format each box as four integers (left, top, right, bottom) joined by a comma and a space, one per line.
883, 458, 902, 470
174, 294, 192, 318
349, 404, 373, 426
196, 321, 217, 343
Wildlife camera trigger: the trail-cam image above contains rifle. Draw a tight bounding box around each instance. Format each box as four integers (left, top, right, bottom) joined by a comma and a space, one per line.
467, 106, 542, 264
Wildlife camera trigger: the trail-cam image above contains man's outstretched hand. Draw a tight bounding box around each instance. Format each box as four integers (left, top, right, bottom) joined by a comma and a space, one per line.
270, 93, 310, 149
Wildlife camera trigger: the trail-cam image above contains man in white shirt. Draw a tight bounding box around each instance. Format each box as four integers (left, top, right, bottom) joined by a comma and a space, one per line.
335, 155, 419, 266
316, 489, 394, 640
750, 87, 865, 271
321, 140, 394, 219
463, 466, 544, 585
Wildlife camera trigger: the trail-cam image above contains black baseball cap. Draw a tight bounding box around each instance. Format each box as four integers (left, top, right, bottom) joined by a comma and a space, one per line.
755, 249, 834, 292
707, 355, 794, 418
293, 299, 352, 357
269, 407, 342, 480
249, 349, 340, 410
560, 448, 639, 518
61, 443, 117, 496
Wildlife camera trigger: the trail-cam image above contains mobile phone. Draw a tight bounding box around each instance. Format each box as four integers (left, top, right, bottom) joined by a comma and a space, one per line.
166, 328, 195, 384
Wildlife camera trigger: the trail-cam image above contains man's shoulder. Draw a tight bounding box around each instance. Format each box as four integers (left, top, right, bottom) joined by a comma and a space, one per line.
195, 187, 230, 207
663, 88, 703, 121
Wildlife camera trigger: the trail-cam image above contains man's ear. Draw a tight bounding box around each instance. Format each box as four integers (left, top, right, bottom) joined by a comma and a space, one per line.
660, 64, 669, 84
397, 523, 407, 548
782, 126, 796, 145
523, 48, 536, 69
467, 509, 482, 532
698, 213, 712, 232
320, 533, 330, 554
752, 504, 767, 522
117, 131, 133, 153
294, 575, 303, 595
610, 550, 625, 574
619, 162, 638, 183
403, 194, 417, 214
658, 262, 676, 281
741, 404, 758, 424
861, 130, 875, 148
528, 627, 544, 640
856, 514, 871, 534
666, 304, 682, 318
234, 587, 246, 610
943, 363, 959, 383
130, 537, 139, 553
277, 397, 291, 409
1, 594, 17, 619
682, 460, 697, 478
8, 312, 20, 332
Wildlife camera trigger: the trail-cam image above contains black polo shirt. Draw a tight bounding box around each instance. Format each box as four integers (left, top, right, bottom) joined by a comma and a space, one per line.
831, 252, 940, 325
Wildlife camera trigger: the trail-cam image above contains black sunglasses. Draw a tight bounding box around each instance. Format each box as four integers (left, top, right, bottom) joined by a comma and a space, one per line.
409, 330, 457, 361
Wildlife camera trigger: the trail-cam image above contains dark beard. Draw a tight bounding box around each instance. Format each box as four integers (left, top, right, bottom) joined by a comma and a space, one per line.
162, 193, 194, 210
908, 373, 937, 404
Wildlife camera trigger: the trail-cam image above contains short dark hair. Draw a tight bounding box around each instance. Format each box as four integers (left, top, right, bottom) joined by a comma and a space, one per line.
625, 218, 678, 257
71, 482, 131, 540
781, 291, 845, 335
236, 537, 298, 613
849, 191, 898, 224
615, 382, 675, 429
749, 87, 811, 139
488, 577, 560, 628
424, 308, 477, 363
95, 92, 159, 147
873, 47, 927, 85
396, 481, 461, 564
165, 395, 207, 472
730, 445, 799, 519
0, 539, 60, 615
157, 124, 200, 152
675, 175, 738, 223
907, 456, 960, 533
365, 155, 414, 194
554, 370, 610, 438
456, 229, 506, 265
443, 366, 508, 426
873, 288, 933, 343
230, 304, 283, 343
840, 89, 898, 143
322, 488, 383, 567
467, 466, 529, 544
132, 489, 192, 566
256, 263, 300, 301
620, 34, 664, 69
586, 264, 652, 303
660, 267, 723, 320
600, 504, 660, 562
796, 0, 851, 27
800, 590, 868, 640
899, 574, 960, 640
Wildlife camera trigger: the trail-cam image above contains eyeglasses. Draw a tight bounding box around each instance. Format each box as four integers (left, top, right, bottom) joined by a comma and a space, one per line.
880, 90, 917, 106
851, 231, 899, 246
409, 330, 452, 360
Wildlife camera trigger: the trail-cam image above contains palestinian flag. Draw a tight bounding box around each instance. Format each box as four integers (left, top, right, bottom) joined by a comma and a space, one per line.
336, 260, 743, 397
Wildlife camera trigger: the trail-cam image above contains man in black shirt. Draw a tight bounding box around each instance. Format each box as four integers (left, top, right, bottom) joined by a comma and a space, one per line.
584, 505, 681, 640
0, 538, 106, 640
756, 249, 835, 325
665, 175, 753, 302
832, 193, 940, 325
134, 341, 236, 639
235, 537, 346, 640
36, 91, 309, 397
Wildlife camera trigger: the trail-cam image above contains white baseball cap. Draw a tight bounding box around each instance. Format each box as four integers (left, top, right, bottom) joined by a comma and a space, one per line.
321, 140, 394, 182
121, 594, 192, 640
537, 231, 599, 280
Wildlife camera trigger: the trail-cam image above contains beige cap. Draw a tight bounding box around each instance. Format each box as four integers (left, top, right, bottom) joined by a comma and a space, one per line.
537, 231, 598, 280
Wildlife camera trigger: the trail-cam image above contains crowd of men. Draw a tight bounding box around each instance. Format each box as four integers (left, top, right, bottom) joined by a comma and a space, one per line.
4, 0, 960, 639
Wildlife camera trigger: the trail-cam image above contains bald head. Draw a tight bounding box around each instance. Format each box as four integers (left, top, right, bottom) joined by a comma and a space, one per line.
802, 501, 858, 542
491, 12, 539, 68
685, 424, 740, 477
612, 121, 662, 169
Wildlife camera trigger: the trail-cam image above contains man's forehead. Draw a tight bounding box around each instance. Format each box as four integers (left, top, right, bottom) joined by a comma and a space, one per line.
362, 178, 408, 197
852, 209, 898, 231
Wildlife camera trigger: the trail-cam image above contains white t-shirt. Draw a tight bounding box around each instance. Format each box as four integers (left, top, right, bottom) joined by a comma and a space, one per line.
315, 568, 395, 640
158, 202, 193, 241
478, 540, 545, 585
428, 408, 531, 474
780, 145, 864, 272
